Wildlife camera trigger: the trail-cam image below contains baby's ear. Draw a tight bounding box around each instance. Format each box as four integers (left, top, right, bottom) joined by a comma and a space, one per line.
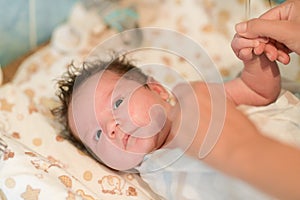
146, 76, 169, 100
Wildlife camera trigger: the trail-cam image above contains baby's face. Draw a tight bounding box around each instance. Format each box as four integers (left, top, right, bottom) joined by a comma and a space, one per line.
68, 70, 172, 170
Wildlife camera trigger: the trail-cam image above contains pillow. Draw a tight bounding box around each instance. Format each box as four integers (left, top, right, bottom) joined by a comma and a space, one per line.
0, 134, 95, 200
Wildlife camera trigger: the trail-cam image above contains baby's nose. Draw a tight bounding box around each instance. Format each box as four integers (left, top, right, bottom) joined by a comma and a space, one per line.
106, 120, 118, 139
106, 117, 127, 140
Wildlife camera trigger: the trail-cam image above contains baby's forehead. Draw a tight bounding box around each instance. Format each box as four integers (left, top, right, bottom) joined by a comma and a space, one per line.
67, 69, 145, 136
71, 69, 148, 112
68, 70, 113, 140
74, 70, 117, 94
71, 70, 134, 108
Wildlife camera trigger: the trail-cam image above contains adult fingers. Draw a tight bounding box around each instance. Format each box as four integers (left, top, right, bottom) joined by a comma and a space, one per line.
235, 19, 300, 54
277, 50, 290, 64
263, 43, 278, 62
254, 42, 290, 64
274, 41, 291, 64
235, 19, 288, 40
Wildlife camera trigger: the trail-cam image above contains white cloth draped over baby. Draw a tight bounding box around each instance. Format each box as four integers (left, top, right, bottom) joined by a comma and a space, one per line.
136, 148, 272, 200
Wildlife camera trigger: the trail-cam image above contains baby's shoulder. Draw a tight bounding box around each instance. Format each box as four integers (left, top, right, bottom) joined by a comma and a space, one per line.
173, 81, 206, 91
173, 81, 216, 97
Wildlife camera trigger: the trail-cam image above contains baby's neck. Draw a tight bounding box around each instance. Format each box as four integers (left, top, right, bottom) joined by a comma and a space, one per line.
162, 103, 181, 148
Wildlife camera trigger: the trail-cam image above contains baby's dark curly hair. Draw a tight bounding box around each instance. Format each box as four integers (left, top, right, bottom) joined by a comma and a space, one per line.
52, 55, 149, 151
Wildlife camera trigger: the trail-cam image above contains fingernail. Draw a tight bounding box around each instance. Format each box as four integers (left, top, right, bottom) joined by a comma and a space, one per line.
235, 22, 247, 33
266, 53, 274, 61
278, 56, 286, 64
258, 37, 269, 43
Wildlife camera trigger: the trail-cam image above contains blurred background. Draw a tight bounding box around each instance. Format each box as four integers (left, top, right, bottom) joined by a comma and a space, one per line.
0, 0, 292, 86
0, 0, 78, 67
0, 0, 285, 68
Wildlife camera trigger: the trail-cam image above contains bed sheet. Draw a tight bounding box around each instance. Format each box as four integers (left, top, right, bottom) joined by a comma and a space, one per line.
1, 0, 300, 200
0, 67, 2, 86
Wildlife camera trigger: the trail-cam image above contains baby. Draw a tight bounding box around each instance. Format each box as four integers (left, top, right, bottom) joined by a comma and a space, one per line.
52, 30, 282, 196
53, 36, 280, 198
53, 43, 280, 167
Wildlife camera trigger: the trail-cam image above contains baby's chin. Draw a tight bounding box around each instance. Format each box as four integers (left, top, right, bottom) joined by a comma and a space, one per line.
125, 135, 158, 155
105, 151, 146, 171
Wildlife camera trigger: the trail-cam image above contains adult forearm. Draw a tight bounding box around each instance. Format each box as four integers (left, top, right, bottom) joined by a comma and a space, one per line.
228, 134, 300, 200
185, 83, 300, 199
196, 98, 300, 199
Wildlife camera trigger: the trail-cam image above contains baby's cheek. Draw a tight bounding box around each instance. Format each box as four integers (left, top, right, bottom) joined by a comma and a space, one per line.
127, 136, 154, 153
129, 99, 167, 139
129, 102, 151, 127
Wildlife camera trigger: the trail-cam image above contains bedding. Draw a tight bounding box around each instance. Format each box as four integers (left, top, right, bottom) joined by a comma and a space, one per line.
137, 149, 272, 200
0, 67, 2, 86
1, 0, 300, 200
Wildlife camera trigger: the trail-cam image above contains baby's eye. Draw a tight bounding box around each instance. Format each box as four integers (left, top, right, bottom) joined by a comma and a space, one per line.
113, 98, 124, 110
95, 129, 102, 141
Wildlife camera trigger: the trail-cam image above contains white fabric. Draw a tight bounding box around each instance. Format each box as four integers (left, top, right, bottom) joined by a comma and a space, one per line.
137, 148, 273, 200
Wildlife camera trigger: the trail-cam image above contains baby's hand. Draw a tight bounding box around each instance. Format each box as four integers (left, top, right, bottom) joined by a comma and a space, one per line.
231, 33, 290, 64
231, 33, 263, 62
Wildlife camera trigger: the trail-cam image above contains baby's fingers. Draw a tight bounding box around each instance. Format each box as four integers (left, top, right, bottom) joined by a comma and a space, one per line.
231, 34, 260, 53
237, 47, 254, 61
253, 43, 265, 55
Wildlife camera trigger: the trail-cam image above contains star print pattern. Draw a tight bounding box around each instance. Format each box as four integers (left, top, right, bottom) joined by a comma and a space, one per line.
0, 99, 14, 112
21, 185, 40, 200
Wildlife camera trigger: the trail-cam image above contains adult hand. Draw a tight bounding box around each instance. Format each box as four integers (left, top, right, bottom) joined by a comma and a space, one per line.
235, 0, 300, 63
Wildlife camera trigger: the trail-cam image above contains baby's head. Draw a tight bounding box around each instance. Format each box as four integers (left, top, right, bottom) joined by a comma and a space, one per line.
53, 55, 174, 170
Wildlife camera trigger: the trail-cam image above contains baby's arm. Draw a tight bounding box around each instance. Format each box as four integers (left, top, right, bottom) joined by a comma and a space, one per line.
225, 34, 281, 106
